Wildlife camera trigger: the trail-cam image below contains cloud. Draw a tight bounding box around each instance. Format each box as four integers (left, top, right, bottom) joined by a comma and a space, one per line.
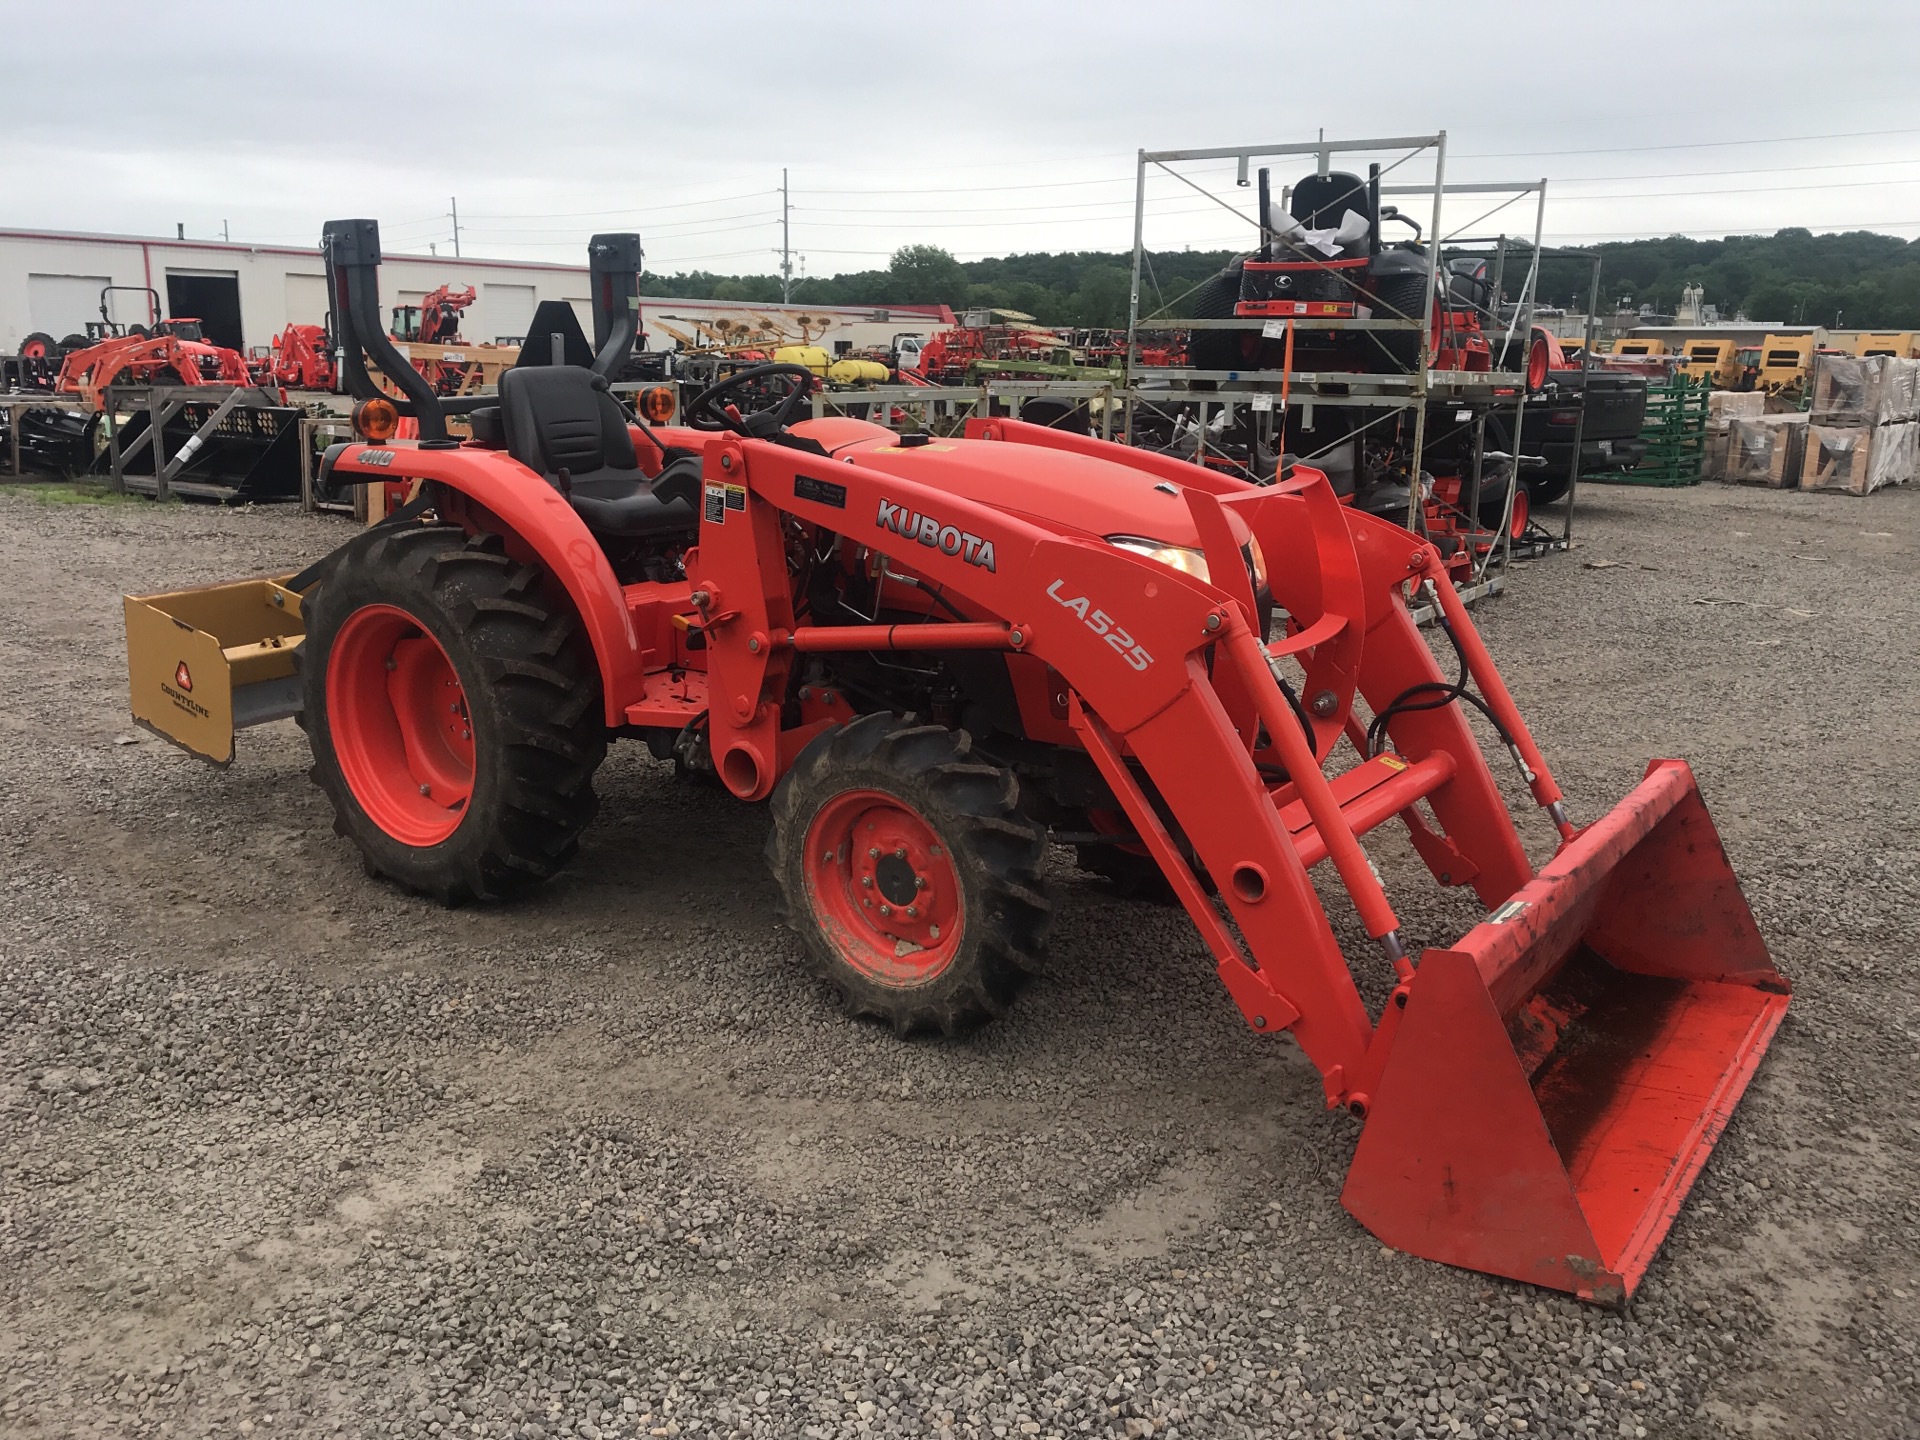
4, 0, 1918, 272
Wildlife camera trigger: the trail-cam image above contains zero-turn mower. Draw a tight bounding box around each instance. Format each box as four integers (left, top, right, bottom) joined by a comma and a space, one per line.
124, 221, 1787, 1303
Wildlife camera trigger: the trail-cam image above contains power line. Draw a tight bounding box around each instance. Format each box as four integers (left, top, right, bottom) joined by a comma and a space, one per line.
1458, 125, 1920, 159
1549, 176, 1920, 202
457, 190, 771, 220
460, 212, 779, 238
1548, 156, 1920, 185
1542, 218, 1920, 241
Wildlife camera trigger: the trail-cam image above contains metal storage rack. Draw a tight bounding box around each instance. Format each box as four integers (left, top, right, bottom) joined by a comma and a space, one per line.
1120, 132, 1565, 586
1597, 374, 1709, 487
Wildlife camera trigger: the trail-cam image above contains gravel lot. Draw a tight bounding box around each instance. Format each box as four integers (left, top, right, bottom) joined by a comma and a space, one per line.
0, 479, 1915, 1440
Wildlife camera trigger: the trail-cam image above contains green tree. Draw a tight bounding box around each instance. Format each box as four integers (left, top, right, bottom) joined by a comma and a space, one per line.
888, 245, 966, 304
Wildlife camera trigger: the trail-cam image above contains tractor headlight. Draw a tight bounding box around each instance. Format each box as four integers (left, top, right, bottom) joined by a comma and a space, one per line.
1110, 534, 1270, 596
1108, 536, 1210, 582
1245, 535, 1269, 593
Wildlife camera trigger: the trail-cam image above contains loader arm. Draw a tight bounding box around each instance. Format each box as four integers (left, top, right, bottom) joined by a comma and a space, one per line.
701, 420, 1788, 1304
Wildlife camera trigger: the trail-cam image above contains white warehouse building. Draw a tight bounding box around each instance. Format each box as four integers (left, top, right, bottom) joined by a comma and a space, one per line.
0, 227, 951, 360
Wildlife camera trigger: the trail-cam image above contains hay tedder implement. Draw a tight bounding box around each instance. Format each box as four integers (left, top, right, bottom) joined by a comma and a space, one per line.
124, 220, 1787, 1302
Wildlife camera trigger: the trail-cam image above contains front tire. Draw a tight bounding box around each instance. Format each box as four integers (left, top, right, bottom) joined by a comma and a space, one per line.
298, 525, 607, 903
767, 714, 1050, 1035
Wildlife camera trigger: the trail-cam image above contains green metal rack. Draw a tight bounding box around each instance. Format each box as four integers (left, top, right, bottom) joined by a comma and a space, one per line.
1591, 374, 1711, 487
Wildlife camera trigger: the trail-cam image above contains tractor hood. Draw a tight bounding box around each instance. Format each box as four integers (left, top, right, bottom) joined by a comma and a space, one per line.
797, 421, 1247, 552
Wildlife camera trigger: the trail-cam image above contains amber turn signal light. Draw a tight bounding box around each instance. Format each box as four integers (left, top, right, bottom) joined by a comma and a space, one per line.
639, 386, 677, 423
353, 396, 399, 442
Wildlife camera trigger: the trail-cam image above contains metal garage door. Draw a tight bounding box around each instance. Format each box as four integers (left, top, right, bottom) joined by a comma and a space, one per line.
482, 283, 536, 344
284, 272, 329, 326
27, 273, 113, 338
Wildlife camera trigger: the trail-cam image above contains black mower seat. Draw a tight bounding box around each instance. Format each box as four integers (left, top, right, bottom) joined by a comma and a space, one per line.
497, 364, 698, 540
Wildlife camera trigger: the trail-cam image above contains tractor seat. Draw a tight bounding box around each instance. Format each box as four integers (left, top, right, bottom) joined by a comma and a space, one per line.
496, 365, 698, 539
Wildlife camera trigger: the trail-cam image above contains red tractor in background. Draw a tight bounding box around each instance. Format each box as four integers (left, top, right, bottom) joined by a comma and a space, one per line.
391, 284, 476, 345
125, 219, 1787, 1306
51, 286, 253, 408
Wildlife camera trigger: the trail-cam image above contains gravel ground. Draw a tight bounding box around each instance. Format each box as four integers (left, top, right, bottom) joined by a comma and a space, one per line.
0, 479, 1915, 1440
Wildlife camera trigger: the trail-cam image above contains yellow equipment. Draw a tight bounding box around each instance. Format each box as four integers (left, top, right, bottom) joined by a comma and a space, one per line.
1853, 332, 1917, 358
773, 344, 893, 387
826, 358, 890, 385
1679, 339, 1741, 387
1612, 338, 1668, 357
1756, 334, 1815, 395
772, 344, 833, 374
124, 577, 305, 765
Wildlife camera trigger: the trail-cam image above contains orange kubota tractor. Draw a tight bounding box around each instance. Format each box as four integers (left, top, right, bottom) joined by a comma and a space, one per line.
125, 222, 1787, 1303
52, 286, 253, 408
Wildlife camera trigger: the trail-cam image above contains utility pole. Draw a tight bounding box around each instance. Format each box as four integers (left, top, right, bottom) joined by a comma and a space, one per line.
780, 169, 792, 303
222, 219, 230, 243
450, 197, 462, 258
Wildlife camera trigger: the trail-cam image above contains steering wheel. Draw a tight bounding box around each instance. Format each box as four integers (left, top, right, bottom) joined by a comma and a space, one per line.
683, 362, 816, 436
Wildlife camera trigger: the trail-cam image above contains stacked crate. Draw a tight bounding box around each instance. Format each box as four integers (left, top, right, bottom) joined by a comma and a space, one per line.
1703, 391, 1765, 481
1803, 355, 1918, 495
1724, 413, 1809, 487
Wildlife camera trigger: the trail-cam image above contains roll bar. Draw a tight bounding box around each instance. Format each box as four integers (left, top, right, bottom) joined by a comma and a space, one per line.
587, 232, 643, 379
100, 286, 162, 330
321, 218, 454, 447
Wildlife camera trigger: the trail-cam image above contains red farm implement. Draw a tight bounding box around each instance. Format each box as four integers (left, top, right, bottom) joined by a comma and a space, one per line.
265, 323, 337, 390
123, 220, 1787, 1303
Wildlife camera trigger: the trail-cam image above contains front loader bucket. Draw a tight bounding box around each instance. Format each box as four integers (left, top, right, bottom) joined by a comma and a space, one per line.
1342, 760, 1788, 1303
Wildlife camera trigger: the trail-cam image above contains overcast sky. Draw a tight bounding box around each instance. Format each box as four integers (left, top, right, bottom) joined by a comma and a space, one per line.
4, 0, 1918, 275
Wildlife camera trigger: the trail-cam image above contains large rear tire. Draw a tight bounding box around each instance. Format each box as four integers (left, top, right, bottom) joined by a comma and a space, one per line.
1184, 263, 1250, 377
298, 525, 607, 903
1363, 273, 1430, 373
18, 332, 56, 360
767, 714, 1051, 1035
1527, 470, 1574, 506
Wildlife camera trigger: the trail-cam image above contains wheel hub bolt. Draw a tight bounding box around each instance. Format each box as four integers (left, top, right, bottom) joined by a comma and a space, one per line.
879, 904, 891, 917
906, 906, 918, 919
894, 847, 907, 859
861, 876, 873, 888
914, 876, 927, 890
868, 847, 879, 859
418, 784, 430, 797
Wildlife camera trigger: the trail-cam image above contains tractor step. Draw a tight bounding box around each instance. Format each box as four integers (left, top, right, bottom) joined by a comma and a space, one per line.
1273, 751, 1456, 871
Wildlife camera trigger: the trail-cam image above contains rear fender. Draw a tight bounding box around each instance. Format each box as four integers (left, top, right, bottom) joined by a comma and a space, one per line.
328, 442, 641, 724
